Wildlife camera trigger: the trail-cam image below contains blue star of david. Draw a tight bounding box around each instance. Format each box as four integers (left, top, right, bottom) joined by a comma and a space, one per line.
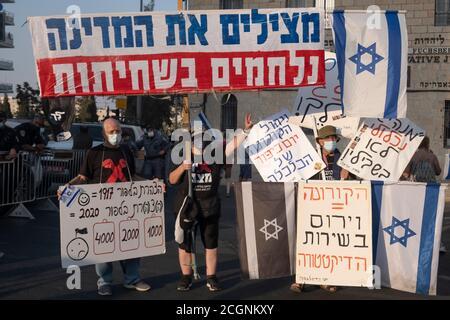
383, 217, 416, 248
349, 43, 384, 75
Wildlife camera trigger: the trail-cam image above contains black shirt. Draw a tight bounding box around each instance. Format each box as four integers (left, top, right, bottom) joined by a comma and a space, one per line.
323, 153, 336, 181
169, 143, 225, 216
80, 144, 135, 184
73, 132, 93, 150
15, 123, 45, 149
0, 126, 18, 152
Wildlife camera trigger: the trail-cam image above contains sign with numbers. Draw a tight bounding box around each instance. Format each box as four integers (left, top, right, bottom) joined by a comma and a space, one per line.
59, 180, 165, 268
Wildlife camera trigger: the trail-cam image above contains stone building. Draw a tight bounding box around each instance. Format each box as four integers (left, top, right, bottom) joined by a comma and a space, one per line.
186, 0, 450, 179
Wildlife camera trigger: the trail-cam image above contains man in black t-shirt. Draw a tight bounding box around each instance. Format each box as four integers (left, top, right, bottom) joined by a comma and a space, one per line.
60, 118, 150, 296
169, 114, 253, 292
15, 115, 46, 153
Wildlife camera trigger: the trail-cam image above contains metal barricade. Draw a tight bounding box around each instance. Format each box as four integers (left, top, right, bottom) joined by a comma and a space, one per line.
34, 149, 87, 200
0, 152, 37, 208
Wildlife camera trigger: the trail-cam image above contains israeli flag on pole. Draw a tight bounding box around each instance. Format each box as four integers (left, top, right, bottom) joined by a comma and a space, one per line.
444, 154, 450, 180
372, 182, 447, 295
331, 10, 408, 118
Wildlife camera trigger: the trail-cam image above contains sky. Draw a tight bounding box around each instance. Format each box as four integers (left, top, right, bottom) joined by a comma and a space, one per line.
0, 0, 178, 95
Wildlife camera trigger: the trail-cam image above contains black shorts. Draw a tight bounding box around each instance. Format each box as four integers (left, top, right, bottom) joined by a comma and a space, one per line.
179, 214, 220, 253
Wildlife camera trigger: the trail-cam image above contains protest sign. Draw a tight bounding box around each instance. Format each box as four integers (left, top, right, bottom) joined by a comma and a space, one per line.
245, 109, 325, 182
290, 52, 359, 139
59, 180, 165, 268
337, 118, 425, 181
296, 181, 372, 287
29, 9, 325, 97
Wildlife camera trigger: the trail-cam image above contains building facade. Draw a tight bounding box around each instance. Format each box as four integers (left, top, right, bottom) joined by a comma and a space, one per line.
187, 0, 450, 178
0, 0, 15, 94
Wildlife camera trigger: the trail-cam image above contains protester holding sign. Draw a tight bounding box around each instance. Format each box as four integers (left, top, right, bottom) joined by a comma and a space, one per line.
59, 118, 151, 296
313, 125, 351, 181
291, 125, 351, 293
169, 114, 253, 292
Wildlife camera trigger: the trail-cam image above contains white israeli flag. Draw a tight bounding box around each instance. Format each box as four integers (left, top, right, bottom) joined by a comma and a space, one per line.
372, 182, 447, 295
331, 10, 408, 118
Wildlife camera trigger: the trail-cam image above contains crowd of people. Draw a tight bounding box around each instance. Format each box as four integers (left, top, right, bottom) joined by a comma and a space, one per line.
1, 110, 447, 296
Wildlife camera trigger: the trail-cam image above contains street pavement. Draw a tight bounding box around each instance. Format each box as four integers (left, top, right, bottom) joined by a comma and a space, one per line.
1, 186, 450, 300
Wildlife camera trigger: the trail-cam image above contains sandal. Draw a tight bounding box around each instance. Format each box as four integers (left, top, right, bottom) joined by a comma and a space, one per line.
320, 285, 337, 293
290, 283, 304, 293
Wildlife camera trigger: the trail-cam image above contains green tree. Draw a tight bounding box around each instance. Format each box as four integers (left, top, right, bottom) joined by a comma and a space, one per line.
77, 96, 98, 122
15, 82, 40, 118
1, 93, 12, 118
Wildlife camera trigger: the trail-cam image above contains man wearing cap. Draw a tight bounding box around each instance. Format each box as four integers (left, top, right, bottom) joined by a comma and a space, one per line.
290, 125, 351, 294
314, 125, 350, 181
15, 115, 46, 153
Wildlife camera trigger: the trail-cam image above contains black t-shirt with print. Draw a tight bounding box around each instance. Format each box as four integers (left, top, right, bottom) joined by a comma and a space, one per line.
169, 143, 225, 217
323, 154, 336, 181
80, 144, 135, 184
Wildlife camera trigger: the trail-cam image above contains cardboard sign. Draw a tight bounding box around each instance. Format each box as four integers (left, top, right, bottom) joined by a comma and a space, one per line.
245, 109, 325, 182
59, 180, 165, 267
296, 181, 373, 287
338, 118, 425, 181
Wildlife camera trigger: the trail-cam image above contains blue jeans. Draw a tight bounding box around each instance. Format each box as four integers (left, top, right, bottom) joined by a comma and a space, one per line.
95, 258, 141, 287
141, 159, 164, 180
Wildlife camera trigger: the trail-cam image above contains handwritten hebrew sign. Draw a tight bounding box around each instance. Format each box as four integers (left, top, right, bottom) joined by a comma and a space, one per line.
296, 181, 372, 287
337, 118, 425, 182
290, 52, 359, 139
59, 180, 165, 268
29, 8, 325, 97
245, 109, 325, 182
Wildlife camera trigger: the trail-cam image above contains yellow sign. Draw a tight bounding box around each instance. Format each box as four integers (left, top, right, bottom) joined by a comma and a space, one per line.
116, 97, 127, 110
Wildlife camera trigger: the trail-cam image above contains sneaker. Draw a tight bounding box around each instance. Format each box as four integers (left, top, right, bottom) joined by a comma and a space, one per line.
98, 285, 113, 296
177, 275, 192, 291
124, 280, 151, 292
206, 276, 222, 292
440, 243, 447, 254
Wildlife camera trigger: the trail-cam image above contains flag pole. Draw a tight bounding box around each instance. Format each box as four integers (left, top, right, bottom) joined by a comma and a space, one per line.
313, 116, 326, 181
178, 0, 200, 281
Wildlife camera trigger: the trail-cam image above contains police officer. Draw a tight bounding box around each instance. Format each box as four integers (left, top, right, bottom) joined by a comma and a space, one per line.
15, 114, 46, 153
136, 127, 169, 180
0, 111, 18, 161
0, 111, 19, 212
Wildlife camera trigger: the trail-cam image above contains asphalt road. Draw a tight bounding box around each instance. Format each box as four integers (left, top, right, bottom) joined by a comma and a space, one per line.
1, 186, 450, 300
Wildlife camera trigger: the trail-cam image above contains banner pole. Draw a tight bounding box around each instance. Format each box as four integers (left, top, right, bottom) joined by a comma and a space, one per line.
313, 116, 326, 181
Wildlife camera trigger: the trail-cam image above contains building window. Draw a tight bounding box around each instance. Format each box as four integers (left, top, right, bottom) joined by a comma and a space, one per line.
220, 0, 243, 9
221, 94, 237, 131
436, 0, 450, 26
445, 101, 450, 148
286, 0, 308, 7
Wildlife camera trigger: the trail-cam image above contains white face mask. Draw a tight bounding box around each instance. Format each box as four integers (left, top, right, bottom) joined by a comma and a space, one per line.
324, 141, 337, 152
107, 133, 122, 146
